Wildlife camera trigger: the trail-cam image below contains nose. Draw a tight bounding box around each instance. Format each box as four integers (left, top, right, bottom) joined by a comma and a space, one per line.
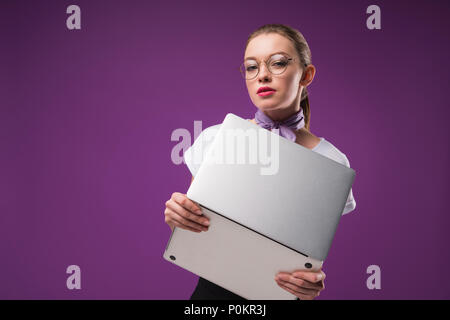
257, 62, 271, 82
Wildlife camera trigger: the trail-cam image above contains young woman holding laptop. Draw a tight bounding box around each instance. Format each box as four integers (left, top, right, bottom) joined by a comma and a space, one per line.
164, 24, 356, 300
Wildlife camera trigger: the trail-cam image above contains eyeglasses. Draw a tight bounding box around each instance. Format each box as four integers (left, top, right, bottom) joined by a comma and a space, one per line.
240, 53, 303, 80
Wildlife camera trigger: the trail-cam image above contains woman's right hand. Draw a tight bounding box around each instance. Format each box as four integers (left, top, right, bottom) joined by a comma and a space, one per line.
164, 192, 210, 233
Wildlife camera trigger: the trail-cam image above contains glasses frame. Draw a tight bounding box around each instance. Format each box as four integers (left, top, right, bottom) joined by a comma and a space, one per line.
239, 54, 307, 80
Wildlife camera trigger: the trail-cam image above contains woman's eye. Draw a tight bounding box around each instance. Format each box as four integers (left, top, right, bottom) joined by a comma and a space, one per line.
272, 61, 287, 67
246, 66, 257, 71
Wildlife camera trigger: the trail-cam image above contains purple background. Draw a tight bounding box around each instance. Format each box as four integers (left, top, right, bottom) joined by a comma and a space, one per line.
1, 0, 449, 299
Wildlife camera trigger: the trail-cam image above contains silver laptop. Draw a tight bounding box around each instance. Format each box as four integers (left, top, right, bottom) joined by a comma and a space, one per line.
164, 113, 355, 299
164, 206, 323, 300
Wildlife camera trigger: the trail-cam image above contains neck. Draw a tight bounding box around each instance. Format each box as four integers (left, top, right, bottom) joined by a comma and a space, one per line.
261, 93, 302, 121
263, 104, 301, 122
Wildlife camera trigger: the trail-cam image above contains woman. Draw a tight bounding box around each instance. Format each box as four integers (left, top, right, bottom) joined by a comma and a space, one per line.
164, 24, 356, 300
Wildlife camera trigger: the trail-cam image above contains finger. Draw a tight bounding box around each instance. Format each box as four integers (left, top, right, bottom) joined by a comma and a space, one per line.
166, 208, 208, 232
165, 208, 208, 232
276, 282, 314, 300
275, 273, 323, 290
276, 279, 318, 296
292, 269, 326, 284
166, 200, 210, 227
172, 193, 203, 215
170, 219, 202, 233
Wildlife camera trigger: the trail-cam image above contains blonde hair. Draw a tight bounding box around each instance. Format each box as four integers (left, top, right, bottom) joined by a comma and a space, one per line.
245, 24, 313, 130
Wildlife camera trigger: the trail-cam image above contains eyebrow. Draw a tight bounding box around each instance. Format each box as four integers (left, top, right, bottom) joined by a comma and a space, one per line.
244, 51, 291, 61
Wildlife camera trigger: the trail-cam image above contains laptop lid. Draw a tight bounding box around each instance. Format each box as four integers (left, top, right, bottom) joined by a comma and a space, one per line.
186, 113, 356, 261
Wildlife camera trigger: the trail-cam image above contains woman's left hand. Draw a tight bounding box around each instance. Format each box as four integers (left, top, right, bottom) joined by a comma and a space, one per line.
275, 269, 326, 300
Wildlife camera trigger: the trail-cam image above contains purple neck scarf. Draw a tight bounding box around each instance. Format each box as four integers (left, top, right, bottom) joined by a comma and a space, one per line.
255, 108, 305, 141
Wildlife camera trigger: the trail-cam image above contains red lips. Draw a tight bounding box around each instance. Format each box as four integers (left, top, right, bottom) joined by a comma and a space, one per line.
257, 86, 276, 94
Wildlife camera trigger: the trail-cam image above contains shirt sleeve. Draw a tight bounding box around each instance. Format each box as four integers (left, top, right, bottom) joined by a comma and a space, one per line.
340, 155, 357, 215
183, 125, 220, 177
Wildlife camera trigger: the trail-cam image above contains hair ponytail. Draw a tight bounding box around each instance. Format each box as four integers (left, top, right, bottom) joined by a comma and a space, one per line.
300, 88, 311, 131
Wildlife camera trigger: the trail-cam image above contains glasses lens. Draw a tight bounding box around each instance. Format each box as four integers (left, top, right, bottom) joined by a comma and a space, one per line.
240, 54, 291, 79
241, 61, 258, 79
268, 55, 290, 75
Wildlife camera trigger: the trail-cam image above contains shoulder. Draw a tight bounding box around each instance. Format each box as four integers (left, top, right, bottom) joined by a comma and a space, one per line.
194, 124, 222, 145
296, 128, 322, 150
312, 136, 351, 168
187, 123, 222, 152
183, 124, 221, 176
295, 129, 348, 166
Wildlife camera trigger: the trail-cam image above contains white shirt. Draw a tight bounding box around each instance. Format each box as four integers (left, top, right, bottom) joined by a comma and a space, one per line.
183, 124, 356, 215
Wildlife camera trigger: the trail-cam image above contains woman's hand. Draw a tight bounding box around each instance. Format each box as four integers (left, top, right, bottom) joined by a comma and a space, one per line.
275, 269, 326, 300
164, 192, 210, 233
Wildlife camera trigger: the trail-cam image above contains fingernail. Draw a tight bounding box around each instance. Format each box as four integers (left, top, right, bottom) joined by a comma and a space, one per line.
316, 274, 323, 281
203, 220, 210, 226
196, 209, 203, 215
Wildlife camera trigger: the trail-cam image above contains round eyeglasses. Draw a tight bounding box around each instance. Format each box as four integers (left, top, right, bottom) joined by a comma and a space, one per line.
240, 54, 301, 80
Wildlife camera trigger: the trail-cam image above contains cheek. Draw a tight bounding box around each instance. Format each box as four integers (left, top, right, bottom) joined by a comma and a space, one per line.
248, 81, 258, 91
279, 75, 299, 99
246, 82, 257, 100
246, 82, 252, 93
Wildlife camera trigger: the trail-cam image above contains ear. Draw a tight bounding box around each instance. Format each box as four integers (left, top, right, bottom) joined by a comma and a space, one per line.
300, 64, 316, 87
